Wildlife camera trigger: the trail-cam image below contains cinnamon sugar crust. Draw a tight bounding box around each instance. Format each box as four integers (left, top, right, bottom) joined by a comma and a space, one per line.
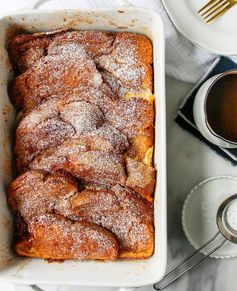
7, 30, 156, 261
16, 214, 119, 260
8, 170, 153, 259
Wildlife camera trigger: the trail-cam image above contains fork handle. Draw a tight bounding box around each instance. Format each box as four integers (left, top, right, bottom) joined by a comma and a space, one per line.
153, 232, 226, 290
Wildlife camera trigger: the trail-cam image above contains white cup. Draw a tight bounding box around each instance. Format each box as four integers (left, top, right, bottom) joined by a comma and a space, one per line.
193, 70, 237, 148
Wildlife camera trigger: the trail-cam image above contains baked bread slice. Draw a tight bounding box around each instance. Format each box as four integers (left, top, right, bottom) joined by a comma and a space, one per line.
125, 157, 156, 201
8, 30, 115, 74
8, 30, 155, 261
15, 98, 105, 171
105, 97, 154, 138
10, 43, 103, 110
28, 141, 127, 187
96, 32, 152, 95
8, 170, 154, 259
127, 126, 154, 164
8, 31, 56, 74
58, 185, 154, 259
16, 214, 119, 260
7, 170, 78, 223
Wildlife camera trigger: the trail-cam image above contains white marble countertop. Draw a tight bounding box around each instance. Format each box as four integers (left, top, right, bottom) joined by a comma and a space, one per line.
160, 75, 237, 291
3, 75, 236, 291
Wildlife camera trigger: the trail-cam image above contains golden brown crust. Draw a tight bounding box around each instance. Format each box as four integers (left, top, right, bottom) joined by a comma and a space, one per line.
10, 43, 103, 110
15, 98, 105, 171
125, 157, 156, 201
7, 170, 78, 222
16, 214, 119, 260
8, 170, 153, 259
127, 126, 154, 162
8, 30, 155, 261
28, 141, 127, 187
62, 185, 154, 258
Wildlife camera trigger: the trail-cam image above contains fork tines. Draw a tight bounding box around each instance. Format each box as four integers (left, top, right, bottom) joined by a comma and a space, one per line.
198, 0, 231, 23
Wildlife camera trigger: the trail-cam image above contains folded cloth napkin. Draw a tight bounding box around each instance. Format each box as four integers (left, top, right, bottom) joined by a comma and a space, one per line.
0, 0, 217, 83
175, 56, 237, 165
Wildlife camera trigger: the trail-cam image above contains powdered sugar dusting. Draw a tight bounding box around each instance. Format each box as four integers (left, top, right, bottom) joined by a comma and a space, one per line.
8, 30, 155, 260
12, 43, 103, 111
105, 97, 154, 138
27, 214, 119, 260
29, 144, 126, 187
60, 100, 104, 134
8, 170, 78, 223
64, 184, 153, 252
9, 169, 153, 255
15, 98, 104, 171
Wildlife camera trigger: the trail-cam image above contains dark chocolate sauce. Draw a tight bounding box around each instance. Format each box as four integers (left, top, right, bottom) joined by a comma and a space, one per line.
206, 74, 237, 142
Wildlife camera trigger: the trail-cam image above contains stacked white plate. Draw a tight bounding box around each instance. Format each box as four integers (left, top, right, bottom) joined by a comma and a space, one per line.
162, 0, 237, 55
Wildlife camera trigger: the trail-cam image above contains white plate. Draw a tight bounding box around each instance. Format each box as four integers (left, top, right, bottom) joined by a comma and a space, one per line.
182, 176, 237, 258
162, 0, 237, 55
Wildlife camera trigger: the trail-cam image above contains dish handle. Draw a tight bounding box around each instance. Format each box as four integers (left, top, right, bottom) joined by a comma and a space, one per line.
18, 0, 52, 9
117, 288, 137, 291
114, 0, 132, 6
20, 0, 132, 9
15, 286, 138, 291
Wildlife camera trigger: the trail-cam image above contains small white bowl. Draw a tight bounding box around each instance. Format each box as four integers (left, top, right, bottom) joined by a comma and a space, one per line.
193, 70, 237, 148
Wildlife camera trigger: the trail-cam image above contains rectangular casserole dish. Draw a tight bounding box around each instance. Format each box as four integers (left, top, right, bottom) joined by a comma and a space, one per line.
0, 3, 167, 288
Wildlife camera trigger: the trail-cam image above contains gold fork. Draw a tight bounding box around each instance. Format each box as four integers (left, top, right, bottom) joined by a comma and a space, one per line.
198, 0, 237, 23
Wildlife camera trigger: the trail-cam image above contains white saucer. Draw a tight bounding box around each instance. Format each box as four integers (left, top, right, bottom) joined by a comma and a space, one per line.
182, 176, 237, 258
162, 0, 237, 55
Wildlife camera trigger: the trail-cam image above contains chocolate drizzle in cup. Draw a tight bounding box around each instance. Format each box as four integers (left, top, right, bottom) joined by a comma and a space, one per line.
206, 73, 237, 143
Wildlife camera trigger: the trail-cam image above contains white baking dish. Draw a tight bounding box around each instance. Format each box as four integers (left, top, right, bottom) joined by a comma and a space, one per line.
0, 1, 166, 288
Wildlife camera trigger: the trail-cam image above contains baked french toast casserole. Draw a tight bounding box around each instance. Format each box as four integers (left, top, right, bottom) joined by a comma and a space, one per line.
6, 30, 155, 261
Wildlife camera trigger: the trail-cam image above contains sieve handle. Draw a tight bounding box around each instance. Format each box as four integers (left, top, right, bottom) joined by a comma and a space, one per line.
153, 231, 226, 290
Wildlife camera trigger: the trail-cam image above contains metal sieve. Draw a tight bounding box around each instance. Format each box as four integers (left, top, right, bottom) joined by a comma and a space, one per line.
154, 194, 237, 290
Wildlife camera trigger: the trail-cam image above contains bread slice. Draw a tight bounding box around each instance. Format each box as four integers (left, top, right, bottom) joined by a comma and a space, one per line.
96, 32, 152, 95
60, 185, 154, 259
125, 157, 156, 201
15, 98, 105, 171
16, 214, 119, 260
10, 43, 103, 110
28, 141, 126, 187
105, 97, 154, 138
7, 170, 78, 223
8, 170, 153, 259
127, 126, 154, 163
